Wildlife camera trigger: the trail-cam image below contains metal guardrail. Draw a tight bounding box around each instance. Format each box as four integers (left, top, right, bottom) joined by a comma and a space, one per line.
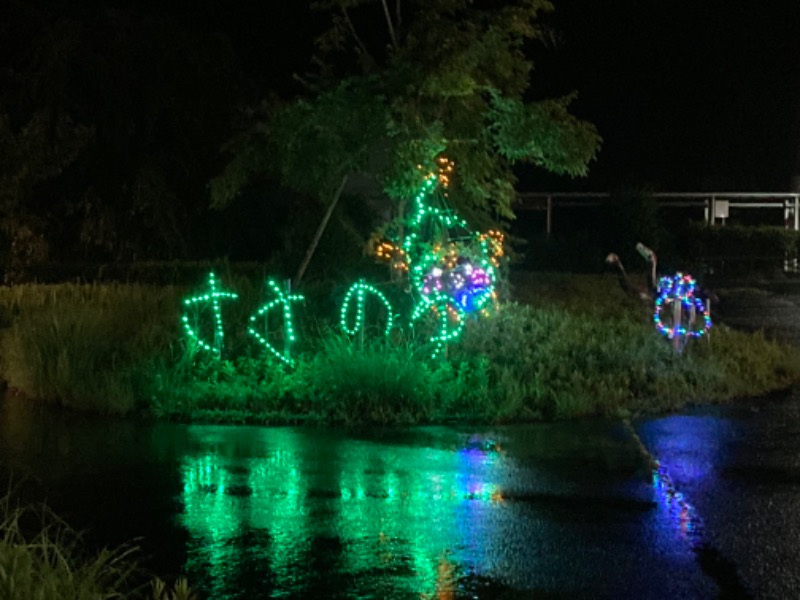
516, 192, 800, 236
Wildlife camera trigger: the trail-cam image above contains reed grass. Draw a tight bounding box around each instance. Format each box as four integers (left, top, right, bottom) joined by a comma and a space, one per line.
0, 283, 183, 414
0, 483, 196, 599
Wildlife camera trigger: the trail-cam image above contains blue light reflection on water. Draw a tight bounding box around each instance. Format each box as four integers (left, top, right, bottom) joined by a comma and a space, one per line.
0, 396, 724, 599
637, 415, 732, 554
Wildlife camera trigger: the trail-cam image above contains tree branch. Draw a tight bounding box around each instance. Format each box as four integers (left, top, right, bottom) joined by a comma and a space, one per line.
395, 0, 402, 38
341, 6, 374, 63
293, 174, 350, 288
381, 0, 398, 49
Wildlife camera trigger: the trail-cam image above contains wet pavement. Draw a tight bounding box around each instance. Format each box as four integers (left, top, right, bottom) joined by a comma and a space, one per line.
1, 390, 799, 599
713, 277, 800, 347
637, 393, 800, 599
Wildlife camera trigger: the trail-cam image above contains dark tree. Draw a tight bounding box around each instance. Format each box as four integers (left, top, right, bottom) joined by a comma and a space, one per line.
211, 0, 601, 241
0, 1, 247, 279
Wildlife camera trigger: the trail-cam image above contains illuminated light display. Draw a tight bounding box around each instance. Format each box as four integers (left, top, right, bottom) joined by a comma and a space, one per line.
182, 158, 504, 365
373, 240, 409, 272
181, 272, 239, 357
478, 229, 505, 267
652, 273, 712, 350
399, 161, 501, 357
339, 280, 395, 337
247, 279, 304, 366
411, 300, 467, 358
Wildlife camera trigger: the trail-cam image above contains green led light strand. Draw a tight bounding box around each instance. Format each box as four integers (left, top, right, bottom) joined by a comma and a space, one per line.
340, 280, 395, 337
400, 164, 500, 357
247, 279, 304, 367
411, 298, 466, 359
181, 271, 239, 357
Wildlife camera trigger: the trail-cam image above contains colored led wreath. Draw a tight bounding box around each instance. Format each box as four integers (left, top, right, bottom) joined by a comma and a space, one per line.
653, 272, 712, 341
247, 279, 304, 366
181, 272, 239, 357
340, 280, 394, 337
397, 160, 502, 356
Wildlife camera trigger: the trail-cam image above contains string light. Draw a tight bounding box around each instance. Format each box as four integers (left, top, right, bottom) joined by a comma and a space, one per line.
397, 157, 504, 356
372, 240, 409, 272
340, 280, 395, 337
180, 158, 505, 367
181, 272, 238, 357
653, 272, 712, 344
247, 279, 304, 366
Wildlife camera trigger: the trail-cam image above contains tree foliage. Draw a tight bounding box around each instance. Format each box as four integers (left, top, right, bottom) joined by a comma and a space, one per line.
213, 0, 601, 231
0, 1, 246, 279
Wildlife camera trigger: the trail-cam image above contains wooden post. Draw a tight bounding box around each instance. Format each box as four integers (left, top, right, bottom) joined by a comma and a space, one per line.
293, 175, 349, 288
546, 195, 552, 238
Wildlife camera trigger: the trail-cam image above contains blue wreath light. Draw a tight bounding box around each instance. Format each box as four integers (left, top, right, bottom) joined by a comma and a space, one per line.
653, 272, 712, 341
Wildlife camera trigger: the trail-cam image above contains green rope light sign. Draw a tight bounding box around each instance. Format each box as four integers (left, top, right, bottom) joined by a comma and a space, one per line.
181, 272, 238, 357
339, 280, 394, 337
247, 279, 304, 367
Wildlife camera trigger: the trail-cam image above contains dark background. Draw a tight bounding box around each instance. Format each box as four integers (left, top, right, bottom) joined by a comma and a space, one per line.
171, 0, 800, 192
6, 0, 800, 191
526, 1, 800, 192
2, 0, 800, 276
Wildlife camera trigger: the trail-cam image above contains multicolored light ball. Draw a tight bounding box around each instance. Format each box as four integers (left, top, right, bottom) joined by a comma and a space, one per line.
653, 272, 712, 344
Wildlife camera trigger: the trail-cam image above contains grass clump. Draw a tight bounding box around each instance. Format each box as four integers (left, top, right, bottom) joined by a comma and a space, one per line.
0, 484, 196, 599
0, 284, 182, 415
300, 333, 437, 425
452, 299, 800, 420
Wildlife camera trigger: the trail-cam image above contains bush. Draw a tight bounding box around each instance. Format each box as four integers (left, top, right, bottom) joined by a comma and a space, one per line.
677, 223, 800, 275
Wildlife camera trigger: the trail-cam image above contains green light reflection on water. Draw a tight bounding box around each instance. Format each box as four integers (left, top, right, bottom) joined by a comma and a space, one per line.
179, 431, 506, 598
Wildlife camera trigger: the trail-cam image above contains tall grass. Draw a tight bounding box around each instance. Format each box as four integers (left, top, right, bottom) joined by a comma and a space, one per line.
1, 274, 799, 424
0, 284, 182, 414
0, 484, 195, 599
300, 333, 437, 424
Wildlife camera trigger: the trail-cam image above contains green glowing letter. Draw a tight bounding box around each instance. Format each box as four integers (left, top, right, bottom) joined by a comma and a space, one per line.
248, 279, 304, 366
181, 272, 239, 357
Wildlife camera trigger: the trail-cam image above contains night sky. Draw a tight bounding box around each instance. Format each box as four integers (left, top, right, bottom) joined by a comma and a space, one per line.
527, 0, 800, 192
10, 0, 800, 193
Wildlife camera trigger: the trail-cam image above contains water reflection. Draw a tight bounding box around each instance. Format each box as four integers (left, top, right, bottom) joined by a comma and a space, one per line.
178, 430, 507, 598
651, 465, 703, 547
0, 396, 721, 599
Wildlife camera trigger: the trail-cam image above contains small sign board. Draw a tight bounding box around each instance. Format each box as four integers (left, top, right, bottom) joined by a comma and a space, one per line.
714, 199, 729, 219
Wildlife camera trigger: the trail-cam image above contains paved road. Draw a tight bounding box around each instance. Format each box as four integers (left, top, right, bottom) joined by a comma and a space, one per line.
636, 388, 800, 599
713, 278, 800, 347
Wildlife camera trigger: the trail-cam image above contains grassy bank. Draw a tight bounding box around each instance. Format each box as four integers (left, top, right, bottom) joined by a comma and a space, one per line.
0, 272, 798, 424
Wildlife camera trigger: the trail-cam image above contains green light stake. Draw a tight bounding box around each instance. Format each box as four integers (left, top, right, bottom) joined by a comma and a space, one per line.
340, 280, 394, 338
247, 279, 304, 367
181, 272, 238, 357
